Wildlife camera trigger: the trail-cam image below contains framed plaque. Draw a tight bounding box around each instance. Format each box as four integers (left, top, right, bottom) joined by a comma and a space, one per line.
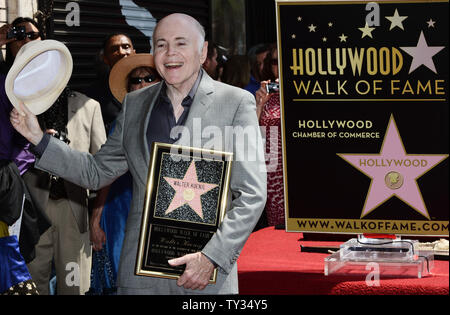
135, 143, 233, 283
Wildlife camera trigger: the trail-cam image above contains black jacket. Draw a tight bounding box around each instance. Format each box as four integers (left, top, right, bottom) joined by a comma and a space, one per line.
0, 160, 50, 263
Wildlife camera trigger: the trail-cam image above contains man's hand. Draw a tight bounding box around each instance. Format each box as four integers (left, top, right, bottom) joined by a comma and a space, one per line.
89, 220, 106, 252
168, 252, 215, 291
89, 186, 110, 252
10, 103, 44, 145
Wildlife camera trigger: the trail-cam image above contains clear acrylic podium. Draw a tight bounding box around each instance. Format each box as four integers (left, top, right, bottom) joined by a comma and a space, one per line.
324, 235, 434, 278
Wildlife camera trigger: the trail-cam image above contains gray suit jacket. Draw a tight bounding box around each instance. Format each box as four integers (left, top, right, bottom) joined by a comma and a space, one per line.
36, 71, 267, 294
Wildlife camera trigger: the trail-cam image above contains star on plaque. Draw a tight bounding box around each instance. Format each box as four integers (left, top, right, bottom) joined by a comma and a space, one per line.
338, 116, 448, 219
308, 24, 317, 32
163, 161, 218, 220
359, 22, 375, 39
385, 9, 408, 30
400, 31, 445, 74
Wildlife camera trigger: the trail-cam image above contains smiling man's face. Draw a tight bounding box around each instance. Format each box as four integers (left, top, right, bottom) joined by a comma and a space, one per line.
153, 14, 207, 92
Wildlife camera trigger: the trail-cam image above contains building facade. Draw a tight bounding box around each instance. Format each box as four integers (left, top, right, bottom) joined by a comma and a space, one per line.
1, 0, 276, 89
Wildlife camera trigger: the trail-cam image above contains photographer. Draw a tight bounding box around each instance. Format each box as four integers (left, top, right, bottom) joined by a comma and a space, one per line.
254, 44, 285, 229
255, 43, 279, 120
1, 18, 44, 74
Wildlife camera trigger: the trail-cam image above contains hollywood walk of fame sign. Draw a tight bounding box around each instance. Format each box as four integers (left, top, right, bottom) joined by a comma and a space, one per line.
276, 0, 449, 236
136, 143, 232, 282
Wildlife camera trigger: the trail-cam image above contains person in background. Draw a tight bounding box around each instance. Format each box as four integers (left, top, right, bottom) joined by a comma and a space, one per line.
0, 18, 50, 295
88, 54, 161, 295
2, 17, 107, 295
244, 43, 270, 96
255, 44, 285, 228
202, 42, 228, 81
84, 33, 136, 134
24, 86, 107, 295
83, 33, 136, 239
221, 55, 251, 89
0, 18, 45, 74
259, 43, 278, 87
202, 41, 219, 80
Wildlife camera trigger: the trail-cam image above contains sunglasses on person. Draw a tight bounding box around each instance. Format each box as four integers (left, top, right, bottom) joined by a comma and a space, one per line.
16, 32, 41, 41
128, 74, 157, 85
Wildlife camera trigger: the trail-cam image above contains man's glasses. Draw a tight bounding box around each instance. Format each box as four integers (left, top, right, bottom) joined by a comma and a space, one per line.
129, 74, 156, 85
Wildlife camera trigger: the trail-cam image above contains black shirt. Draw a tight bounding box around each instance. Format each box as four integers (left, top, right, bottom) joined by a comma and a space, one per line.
146, 71, 202, 152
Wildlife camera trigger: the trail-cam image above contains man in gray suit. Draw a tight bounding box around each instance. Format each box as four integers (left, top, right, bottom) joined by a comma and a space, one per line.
10, 13, 267, 294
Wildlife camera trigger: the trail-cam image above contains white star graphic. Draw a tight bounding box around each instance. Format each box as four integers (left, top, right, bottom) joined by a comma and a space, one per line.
359, 22, 375, 39
308, 24, 317, 32
427, 18, 436, 28
339, 33, 348, 42
385, 9, 408, 30
400, 31, 445, 74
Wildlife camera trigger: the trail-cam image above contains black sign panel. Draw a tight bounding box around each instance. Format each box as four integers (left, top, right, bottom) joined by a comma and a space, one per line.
277, 0, 449, 236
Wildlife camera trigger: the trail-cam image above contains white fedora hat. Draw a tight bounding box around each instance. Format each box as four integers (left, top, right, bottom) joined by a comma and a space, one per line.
5, 39, 73, 115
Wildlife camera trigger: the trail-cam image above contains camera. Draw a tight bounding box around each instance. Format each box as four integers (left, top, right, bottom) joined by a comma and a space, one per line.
6, 26, 26, 40
266, 82, 280, 94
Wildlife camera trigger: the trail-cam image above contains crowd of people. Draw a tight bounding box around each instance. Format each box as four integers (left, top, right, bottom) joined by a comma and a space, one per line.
1, 13, 284, 295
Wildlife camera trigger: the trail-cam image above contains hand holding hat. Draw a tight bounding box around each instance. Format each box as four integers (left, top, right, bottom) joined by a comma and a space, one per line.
10, 102, 44, 146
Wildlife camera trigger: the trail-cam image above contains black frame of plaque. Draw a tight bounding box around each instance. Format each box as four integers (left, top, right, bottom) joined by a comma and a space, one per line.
135, 143, 233, 283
